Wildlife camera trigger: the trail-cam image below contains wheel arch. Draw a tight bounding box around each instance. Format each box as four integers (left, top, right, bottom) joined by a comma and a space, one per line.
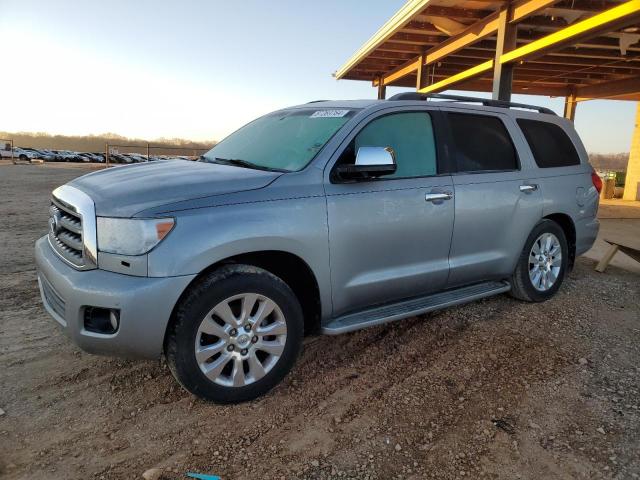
163, 250, 322, 353
543, 212, 577, 271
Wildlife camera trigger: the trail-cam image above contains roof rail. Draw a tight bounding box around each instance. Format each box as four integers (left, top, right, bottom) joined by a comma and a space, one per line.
387, 92, 556, 115
307, 100, 329, 103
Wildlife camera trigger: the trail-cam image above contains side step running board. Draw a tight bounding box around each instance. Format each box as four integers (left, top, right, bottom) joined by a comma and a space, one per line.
321, 280, 511, 335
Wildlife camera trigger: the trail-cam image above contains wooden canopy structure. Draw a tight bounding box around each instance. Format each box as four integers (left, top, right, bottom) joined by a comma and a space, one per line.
335, 0, 640, 112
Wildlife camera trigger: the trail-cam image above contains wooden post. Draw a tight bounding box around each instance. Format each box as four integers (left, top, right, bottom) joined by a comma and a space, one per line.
563, 92, 577, 122
622, 102, 640, 201
146, 142, 150, 161
416, 54, 427, 91
492, 7, 517, 101
377, 78, 386, 100
595, 244, 620, 272
105, 143, 109, 168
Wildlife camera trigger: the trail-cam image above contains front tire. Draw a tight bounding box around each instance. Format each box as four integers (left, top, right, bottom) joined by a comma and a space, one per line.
510, 219, 568, 302
166, 264, 303, 403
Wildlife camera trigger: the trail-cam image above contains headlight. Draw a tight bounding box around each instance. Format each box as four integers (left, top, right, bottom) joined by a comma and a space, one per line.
97, 217, 175, 255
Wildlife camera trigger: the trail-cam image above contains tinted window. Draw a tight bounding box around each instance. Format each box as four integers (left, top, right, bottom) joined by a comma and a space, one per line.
517, 119, 580, 168
340, 112, 437, 178
447, 113, 518, 172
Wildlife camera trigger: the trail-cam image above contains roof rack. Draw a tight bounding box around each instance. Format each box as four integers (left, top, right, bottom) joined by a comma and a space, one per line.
387, 92, 556, 115
307, 100, 329, 103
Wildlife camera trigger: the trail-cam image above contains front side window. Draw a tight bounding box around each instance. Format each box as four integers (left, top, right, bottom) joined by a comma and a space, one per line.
337, 112, 438, 178
517, 119, 581, 168
202, 108, 358, 172
447, 112, 518, 172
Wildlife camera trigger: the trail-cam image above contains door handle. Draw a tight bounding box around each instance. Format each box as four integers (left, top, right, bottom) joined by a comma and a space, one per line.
519, 184, 538, 193
425, 192, 453, 202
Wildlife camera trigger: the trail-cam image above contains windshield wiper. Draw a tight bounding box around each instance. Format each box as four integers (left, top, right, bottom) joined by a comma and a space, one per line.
203, 157, 288, 173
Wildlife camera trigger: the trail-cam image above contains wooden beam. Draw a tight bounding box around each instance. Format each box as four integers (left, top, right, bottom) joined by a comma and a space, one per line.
493, 7, 518, 101
400, 21, 445, 35
576, 75, 640, 98
380, 0, 558, 86
500, 0, 640, 65
377, 77, 387, 99
416, 54, 427, 89
444, 55, 640, 75
555, 0, 626, 13
381, 58, 423, 85
423, 12, 501, 66
376, 42, 425, 54
450, 79, 570, 96
403, 61, 613, 81
563, 90, 578, 120
518, 30, 640, 51
418, 60, 494, 93
421, 6, 491, 20
389, 32, 445, 45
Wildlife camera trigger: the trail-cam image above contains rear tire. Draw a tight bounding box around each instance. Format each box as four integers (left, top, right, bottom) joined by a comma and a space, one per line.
166, 264, 304, 403
510, 219, 568, 302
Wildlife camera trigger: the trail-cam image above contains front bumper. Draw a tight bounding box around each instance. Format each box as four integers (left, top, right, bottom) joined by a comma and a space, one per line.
35, 236, 196, 359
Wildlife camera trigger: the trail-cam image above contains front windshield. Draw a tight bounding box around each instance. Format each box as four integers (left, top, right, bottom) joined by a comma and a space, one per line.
201, 108, 359, 172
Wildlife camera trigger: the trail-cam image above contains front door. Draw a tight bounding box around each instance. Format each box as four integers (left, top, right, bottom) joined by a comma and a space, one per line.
324, 109, 455, 316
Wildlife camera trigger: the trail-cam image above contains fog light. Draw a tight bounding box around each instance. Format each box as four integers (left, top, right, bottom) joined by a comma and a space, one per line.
84, 307, 120, 334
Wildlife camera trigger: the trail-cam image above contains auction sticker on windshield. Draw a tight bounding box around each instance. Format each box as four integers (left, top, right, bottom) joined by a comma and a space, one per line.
310, 109, 350, 118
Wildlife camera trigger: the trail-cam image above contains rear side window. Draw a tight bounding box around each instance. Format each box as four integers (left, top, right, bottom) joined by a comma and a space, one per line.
344, 112, 438, 178
447, 113, 518, 172
517, 119, 581, 168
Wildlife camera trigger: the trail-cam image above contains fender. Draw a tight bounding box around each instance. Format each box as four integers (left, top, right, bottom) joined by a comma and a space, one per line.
147, 196, 333, 320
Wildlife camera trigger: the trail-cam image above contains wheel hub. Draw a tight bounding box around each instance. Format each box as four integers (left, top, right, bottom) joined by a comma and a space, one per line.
234, 333, 252, 350
528, 232, 562, 292
194, 292, 288, 387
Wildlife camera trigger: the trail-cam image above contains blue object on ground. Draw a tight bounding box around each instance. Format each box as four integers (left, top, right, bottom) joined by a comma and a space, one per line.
186, 473, 221, 480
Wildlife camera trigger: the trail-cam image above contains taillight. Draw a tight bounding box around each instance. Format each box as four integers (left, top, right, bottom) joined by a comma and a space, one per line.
591, 170, 603, 194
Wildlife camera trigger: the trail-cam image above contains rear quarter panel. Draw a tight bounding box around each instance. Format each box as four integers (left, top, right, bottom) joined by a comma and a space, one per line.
511, 112, 599, 255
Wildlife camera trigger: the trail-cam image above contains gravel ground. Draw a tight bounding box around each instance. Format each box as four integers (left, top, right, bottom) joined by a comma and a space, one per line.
1, 164, 639, 480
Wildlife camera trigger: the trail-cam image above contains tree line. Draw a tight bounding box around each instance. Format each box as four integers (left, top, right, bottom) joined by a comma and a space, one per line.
588, 152, 629, 172
0, 131, 216, 156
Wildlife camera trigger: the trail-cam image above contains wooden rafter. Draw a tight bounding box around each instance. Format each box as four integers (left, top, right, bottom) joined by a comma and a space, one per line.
379, 0, 559, 86
415, 0, 640, 93
336, 0, 640, 101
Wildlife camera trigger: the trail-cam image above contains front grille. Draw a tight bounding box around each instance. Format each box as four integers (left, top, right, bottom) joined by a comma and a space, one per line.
40, 274, 66, 321
47, 185, 97, 270
49, 201, 85, 267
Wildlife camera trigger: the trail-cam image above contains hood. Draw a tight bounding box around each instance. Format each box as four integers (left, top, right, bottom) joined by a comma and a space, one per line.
69, 159, 282, 217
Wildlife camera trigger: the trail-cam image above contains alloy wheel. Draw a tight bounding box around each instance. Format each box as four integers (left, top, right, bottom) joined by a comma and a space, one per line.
528, 232, 562, 292
194, 293, 287, 387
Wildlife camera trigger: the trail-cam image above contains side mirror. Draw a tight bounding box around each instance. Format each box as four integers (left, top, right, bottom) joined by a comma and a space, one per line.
336, 146, 397, 180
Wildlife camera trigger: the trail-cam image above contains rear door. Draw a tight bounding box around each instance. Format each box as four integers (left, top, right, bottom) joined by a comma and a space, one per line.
324, 108, 455, 316
441, 108, 543, 287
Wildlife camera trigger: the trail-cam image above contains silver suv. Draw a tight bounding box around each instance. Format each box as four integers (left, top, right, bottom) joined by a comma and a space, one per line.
35, 93, 601, 403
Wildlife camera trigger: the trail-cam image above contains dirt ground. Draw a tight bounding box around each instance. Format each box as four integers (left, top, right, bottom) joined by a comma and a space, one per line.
1, 164, 639, 480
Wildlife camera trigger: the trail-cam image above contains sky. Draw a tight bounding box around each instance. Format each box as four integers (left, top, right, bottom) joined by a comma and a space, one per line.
0, 0, 637, 153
